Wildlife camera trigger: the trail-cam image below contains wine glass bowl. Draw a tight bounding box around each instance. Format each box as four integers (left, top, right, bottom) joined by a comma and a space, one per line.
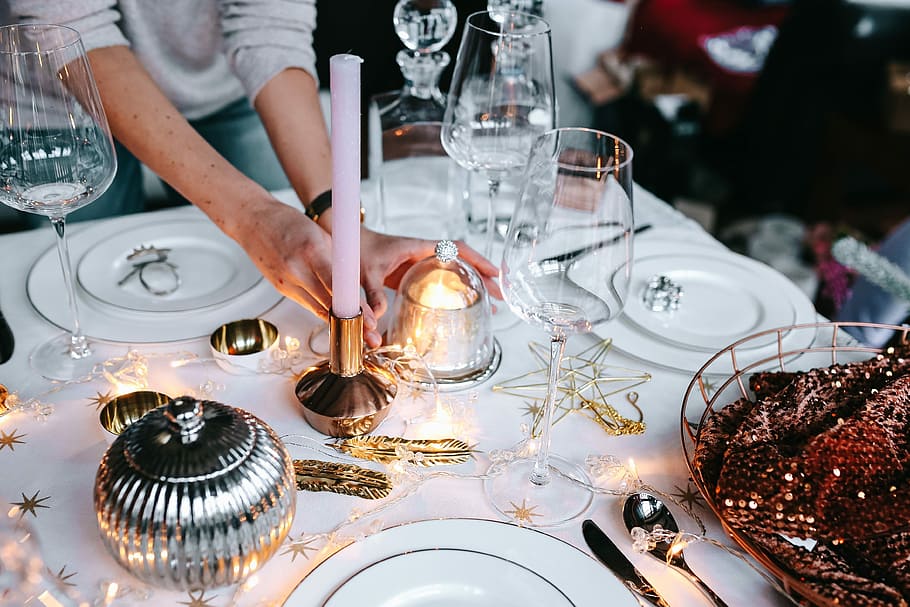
485, 127, 634, 527
441, 10, 555, 258
0, 24, 117, 379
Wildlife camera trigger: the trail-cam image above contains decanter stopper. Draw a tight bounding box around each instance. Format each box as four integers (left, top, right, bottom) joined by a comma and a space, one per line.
393, 0, 457, 55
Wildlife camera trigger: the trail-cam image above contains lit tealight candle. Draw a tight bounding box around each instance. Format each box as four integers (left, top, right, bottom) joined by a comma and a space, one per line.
417, 270, 469, 310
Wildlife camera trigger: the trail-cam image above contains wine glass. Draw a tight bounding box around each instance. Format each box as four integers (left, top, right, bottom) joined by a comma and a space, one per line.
485, 127, 634, 527
441, 10, 555, 261
0, 24, 117, 380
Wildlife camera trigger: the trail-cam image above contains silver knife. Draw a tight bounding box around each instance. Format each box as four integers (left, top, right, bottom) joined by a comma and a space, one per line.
543, 224, 652, 264
582, 519, 671, 607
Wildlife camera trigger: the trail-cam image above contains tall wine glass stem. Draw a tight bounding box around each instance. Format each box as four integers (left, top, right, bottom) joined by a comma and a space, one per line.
484, 176, 501, 260
50, 216, 90, 359
531, 330, 566, 486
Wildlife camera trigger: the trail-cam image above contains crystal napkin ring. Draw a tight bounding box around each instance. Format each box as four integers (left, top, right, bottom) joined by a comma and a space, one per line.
642, 274, 683, 312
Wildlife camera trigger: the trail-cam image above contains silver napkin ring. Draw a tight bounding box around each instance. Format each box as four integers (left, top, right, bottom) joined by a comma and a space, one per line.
118, 245, 181, 296
642, 274, 683, 312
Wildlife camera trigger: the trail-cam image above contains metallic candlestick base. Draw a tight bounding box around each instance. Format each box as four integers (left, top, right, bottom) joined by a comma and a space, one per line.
295, 311, 398, 437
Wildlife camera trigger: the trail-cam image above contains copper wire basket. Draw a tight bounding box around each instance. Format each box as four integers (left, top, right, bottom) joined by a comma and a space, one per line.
680, 321, 910, 606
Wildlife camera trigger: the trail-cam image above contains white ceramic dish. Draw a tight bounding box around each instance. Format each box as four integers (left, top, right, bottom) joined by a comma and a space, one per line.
323, 548, 574, 607
623, 253, 796, 352
604, 237, 818, 374
282, 519, 638, 607
26, 211, 283, 343
77, 217, 261, 313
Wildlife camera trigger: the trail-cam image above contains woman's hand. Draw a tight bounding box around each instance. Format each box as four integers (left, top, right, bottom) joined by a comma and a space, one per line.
235, 199, 382, 346
359, 228, 502, 321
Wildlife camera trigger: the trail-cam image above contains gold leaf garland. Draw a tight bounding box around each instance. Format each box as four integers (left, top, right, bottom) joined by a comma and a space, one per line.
293, 459, 393, 500
329, 435, 474, 467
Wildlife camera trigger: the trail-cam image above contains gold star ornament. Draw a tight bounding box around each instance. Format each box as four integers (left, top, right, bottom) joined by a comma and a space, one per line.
0, 428, 25, 451
179, 590, 217, 607
671, 482, 706, 512
86, 390, 115, 411
280, 534, 320, 561
505, 499, 542, 525
48, 565, 77, 587
11, 490, 51, 518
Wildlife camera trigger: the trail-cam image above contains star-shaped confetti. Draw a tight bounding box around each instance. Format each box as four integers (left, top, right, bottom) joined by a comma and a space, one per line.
86, 390, 115, 411
0, 428, 25, 451
179, 590, 217, 607
493, 338, 651, 436
504, 498, 542, 525
11, 490, 51, 518
671, 482, 706, 511
48, 565, 77, 587
699, 376, 717, 397
520, 401, 543, 420
281, 534, 320, 561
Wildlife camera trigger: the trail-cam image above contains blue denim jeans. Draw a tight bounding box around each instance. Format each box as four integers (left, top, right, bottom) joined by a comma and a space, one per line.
13, 97, 289, 230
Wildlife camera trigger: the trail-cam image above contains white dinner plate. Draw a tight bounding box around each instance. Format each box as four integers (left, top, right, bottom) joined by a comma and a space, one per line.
77, 217, 261, 313
621, 254, 796, 352
26, 210, 284, 343
282, 519, 638, 607
323, 548, 573, 607
603, 236, 818, 374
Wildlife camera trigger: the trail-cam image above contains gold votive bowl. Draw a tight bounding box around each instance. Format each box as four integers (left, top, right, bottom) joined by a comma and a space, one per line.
0, 383, 9, 417
99, 390, 171, 438
210, 318, 279, 374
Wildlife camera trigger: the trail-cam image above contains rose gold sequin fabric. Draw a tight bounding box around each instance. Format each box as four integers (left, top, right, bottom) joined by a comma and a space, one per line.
695, 345, 910, 606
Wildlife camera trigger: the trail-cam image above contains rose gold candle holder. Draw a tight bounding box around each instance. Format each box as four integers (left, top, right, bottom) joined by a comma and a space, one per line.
294, 310, 398, 437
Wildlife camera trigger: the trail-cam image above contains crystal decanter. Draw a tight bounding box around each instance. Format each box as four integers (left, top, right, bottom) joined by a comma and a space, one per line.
368, 0, 465, 240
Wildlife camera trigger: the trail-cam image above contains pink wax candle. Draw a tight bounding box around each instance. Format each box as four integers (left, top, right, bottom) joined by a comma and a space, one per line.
330, 54, 363, 319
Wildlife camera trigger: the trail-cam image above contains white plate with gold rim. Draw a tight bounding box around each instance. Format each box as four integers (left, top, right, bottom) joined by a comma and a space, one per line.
282, 518, 639, 607
323, 548, 573, 606
26, 209, 283, 343
605, 238, 818, 374
622, 253, 797, 353
76, 217, 261, 313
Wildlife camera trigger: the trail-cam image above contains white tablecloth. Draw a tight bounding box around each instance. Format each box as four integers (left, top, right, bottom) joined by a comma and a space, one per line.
0, 186, 795, 606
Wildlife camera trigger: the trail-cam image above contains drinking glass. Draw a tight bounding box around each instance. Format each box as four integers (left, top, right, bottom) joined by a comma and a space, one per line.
485, 127, 634, 527
0, 25, 117, 380
441, 10, 555, 261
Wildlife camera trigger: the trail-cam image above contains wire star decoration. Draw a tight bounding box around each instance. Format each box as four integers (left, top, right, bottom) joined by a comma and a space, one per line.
179, 590, 218, 607
281, 534, 320, 561
505, 499, 542, 525
11, 490, 51, 518
48, 565, 77, 587
0, 428, 26, 451
493, 338, 651, 436
86, 390, 115, 411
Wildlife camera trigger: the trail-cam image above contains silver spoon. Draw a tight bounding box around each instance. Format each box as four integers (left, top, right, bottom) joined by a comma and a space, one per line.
622, 491, 729, 607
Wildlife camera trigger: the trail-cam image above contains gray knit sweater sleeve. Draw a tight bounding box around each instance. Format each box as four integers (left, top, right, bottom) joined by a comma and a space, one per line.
8, 1, 129, 50
9, 0, 319, 108
218, 0, 319, 98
